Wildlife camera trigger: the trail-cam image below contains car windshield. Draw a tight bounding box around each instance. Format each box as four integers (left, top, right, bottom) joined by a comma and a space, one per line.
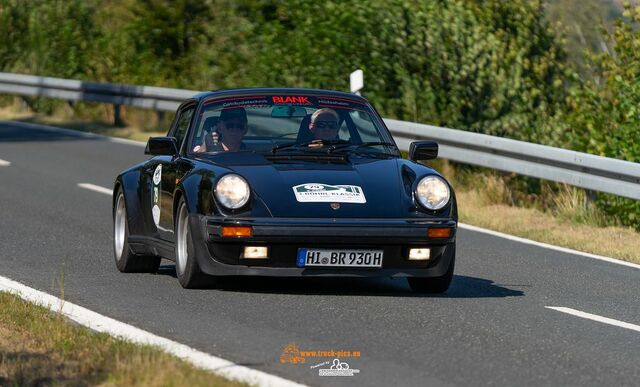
188, 93, 398, 157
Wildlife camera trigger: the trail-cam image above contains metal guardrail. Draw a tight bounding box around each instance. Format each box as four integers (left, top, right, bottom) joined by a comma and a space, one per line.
389, 120, 640, 200
0, 72, 193, 111
1, 72, 639, 200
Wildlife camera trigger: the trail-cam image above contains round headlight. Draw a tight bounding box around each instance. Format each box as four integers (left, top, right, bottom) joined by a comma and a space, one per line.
215, 174, 250, 210
415, 176, 450, 210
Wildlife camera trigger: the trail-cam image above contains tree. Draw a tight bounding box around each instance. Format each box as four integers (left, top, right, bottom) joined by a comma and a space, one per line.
241, 0, 569, 143
563, 3, 640, 229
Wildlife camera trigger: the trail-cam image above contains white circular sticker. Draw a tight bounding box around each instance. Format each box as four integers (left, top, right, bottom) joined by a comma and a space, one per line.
152, 205, 160, 225
153, 165, 162, 185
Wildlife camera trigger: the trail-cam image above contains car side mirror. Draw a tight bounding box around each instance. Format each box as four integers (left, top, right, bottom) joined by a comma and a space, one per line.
145, 137, 179, 156
409, 141, 438, 161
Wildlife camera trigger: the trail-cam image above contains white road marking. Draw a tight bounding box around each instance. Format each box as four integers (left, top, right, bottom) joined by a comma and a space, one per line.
0, 275, 306, 387
546, 306, 640, 333
459, 223, 640, 270
108, 136, 146, 147
0, 158, 11, 166
78, 183, 113, 196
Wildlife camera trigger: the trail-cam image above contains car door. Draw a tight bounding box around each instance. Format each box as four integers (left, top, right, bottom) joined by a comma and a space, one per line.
144, 101, 196, 242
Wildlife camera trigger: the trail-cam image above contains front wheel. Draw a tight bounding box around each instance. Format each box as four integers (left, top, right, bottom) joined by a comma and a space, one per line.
407, 247, 455, 294
113, 189, 160, 273
175, 198, 215, 288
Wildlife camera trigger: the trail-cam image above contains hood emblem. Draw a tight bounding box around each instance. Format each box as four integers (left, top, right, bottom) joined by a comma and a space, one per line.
330, 203, 341, 210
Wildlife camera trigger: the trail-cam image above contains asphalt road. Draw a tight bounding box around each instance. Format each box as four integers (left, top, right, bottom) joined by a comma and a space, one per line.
1, 120, 639, 386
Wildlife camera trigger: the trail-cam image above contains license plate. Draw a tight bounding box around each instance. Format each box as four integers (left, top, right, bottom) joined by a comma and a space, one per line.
296, 249, 383, 268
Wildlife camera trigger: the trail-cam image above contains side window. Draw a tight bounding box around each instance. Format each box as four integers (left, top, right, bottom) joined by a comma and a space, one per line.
349, 110, 381, 142
171, 105, 195, 150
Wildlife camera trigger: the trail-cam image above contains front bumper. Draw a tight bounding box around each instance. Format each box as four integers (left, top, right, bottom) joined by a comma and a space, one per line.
189, 215, 456, 278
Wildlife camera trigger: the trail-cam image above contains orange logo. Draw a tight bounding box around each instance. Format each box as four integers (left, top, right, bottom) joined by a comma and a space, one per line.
280, 342, 305, 364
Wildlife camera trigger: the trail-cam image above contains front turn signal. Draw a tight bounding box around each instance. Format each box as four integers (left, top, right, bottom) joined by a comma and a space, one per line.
221, 226, 253, 237
427, 228, 452, 238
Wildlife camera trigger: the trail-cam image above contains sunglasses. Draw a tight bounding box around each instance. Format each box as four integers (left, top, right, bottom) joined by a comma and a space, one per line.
223, 120, 247, 130
314, 121, 339, 129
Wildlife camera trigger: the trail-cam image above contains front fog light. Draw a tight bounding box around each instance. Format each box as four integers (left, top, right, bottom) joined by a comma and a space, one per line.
408, 248, 431, 260
243, 246, 269, 259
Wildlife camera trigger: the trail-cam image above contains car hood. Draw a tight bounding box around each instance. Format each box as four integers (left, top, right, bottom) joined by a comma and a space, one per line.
228, 158, 404, 218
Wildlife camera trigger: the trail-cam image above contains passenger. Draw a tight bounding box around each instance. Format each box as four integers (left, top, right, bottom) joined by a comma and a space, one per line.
308, 108, 340, 141
194, 107, 248, 152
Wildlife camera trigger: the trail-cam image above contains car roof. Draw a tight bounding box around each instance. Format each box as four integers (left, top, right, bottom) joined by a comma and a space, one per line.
192, 88, 370, 104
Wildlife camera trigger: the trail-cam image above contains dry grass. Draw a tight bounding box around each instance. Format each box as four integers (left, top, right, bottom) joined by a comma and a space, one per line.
458, 189, 640, 263
443, 163, 640, 264
0, 292, 247, 387
551, 184, 608, 226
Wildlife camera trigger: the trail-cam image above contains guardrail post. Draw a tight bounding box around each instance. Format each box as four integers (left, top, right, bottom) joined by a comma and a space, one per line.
157, 111, 165, 127
114, 104, 124, 126
19, 97, 29, 112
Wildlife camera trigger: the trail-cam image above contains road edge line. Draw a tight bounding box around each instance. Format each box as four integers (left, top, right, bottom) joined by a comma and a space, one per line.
458, 223, 640, 270
0, 275, 306, 387
545, 306, 640, 333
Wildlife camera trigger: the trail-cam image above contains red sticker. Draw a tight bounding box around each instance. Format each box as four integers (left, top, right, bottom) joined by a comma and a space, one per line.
272, 96, 311, 104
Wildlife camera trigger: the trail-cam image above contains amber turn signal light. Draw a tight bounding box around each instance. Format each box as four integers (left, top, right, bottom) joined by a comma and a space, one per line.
427, 228, 452, 238
221, 226, 253, 237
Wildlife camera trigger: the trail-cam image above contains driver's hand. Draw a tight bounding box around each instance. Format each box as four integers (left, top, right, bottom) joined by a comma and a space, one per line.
210, 131, 219, 145
308, 139, 324, 148
204, 130, 220, 149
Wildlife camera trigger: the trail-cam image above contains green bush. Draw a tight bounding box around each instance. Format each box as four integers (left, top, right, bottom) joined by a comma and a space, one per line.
238, 0, 569, 143
562, 3, 640, 229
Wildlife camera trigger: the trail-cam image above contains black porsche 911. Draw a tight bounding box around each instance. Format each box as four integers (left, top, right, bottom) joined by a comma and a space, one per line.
112, 88, 457, 293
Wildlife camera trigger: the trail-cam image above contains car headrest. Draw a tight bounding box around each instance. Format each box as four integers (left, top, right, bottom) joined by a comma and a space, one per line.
296, 114, 314, 143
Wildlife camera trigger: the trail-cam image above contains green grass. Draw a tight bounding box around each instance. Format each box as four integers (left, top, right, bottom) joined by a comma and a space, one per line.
0, 292, 247, 386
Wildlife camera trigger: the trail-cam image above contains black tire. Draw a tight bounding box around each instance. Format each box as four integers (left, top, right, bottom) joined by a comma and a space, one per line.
175, 198, 216, 288
407, 247, 455, 294
113, 189, 161, 273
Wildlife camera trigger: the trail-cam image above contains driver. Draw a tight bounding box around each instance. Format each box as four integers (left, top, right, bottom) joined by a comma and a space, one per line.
308, 108, 340, 141
193, 107, 248, 152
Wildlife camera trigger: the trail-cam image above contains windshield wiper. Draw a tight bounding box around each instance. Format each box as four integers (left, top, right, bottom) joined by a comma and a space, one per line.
328, 141, 397, 153
271, 139, 350, 154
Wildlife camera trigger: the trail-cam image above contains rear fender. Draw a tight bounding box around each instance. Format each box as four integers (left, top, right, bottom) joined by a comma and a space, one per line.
116, 170, 146, 236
